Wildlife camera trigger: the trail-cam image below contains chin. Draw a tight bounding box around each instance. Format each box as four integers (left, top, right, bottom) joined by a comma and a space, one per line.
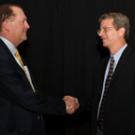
23, 36, 27, 41
103, 43, 109, 48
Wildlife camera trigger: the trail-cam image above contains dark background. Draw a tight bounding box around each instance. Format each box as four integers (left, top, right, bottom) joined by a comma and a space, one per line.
0, 0, 135, 135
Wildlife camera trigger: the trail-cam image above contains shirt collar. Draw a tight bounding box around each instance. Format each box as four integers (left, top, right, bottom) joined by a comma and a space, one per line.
111, 44, 127, 66
0, 36, 17, 56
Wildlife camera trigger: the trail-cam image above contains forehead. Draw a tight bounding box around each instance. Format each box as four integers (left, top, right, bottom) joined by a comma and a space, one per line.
11, 6, 26, 18
100, 18, 114, 27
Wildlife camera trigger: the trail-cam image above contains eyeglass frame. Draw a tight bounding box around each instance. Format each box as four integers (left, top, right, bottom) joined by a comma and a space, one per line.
97, 26, 116, 35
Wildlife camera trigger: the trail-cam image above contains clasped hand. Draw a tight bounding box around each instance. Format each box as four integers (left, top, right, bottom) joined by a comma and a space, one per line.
63, 96, 80, 114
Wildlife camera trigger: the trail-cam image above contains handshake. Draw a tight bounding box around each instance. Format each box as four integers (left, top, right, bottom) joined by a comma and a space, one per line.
63, 96, 80, 114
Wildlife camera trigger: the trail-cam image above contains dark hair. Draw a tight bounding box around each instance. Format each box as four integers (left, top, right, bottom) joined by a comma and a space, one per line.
0, 3, 22, 31
99, 12, 130, 40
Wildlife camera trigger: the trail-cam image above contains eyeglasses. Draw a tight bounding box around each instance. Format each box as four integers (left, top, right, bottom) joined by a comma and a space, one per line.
97, 26, 114, 35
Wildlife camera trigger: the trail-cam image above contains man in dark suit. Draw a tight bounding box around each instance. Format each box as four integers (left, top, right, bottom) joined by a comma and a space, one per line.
91, 12, 135, 135
0, 3, 79, 135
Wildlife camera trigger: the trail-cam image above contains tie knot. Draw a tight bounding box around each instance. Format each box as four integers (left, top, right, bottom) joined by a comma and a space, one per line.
110, 56, 115, 66
110, 56, 114, 62
15, 50, 24, 66
15, 50, 20, 57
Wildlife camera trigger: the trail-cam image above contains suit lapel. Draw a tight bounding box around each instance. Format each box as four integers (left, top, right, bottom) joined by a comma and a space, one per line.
0, 39, 29, 79
112, 46, 132, 81
97, 46, 132, 100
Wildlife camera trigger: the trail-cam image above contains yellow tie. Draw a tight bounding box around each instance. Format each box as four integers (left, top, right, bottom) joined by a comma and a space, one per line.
15, 50, 36, 92
15, 50, 24, 66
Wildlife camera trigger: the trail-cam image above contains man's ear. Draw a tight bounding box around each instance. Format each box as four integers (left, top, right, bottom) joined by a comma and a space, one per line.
2, 20, 11, 32
118, 27, 126, 37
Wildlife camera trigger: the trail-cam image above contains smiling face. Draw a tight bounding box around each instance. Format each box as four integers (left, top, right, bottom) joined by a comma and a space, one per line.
2, 6, 30, 46
98, 18, 120, 48
97, 17, 127, 54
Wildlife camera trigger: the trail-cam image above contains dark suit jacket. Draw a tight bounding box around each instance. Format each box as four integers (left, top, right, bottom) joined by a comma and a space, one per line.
91, 46, 135, 135
0, 39, 66, 135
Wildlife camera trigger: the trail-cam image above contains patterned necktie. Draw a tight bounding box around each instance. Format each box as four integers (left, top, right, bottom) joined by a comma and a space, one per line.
15, 50, 24, 66
97, 56, 115, 130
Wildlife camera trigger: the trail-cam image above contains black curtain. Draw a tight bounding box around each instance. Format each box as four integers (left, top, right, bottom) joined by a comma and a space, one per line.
23, 1, 96, 135
1, 0, 135, 135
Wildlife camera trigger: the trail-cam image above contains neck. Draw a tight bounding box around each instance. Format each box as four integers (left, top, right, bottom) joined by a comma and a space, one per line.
109, 40, 126, 55
0, 33, 18, 47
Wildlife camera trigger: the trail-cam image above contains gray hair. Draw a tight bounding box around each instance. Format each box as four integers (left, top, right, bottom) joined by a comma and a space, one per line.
99, 12, 130, 40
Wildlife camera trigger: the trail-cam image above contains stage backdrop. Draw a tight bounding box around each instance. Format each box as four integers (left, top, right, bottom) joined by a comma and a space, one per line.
0, 0, 135, 135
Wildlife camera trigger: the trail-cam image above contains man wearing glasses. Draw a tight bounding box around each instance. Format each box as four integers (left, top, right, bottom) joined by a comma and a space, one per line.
91, 12, 135, 135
